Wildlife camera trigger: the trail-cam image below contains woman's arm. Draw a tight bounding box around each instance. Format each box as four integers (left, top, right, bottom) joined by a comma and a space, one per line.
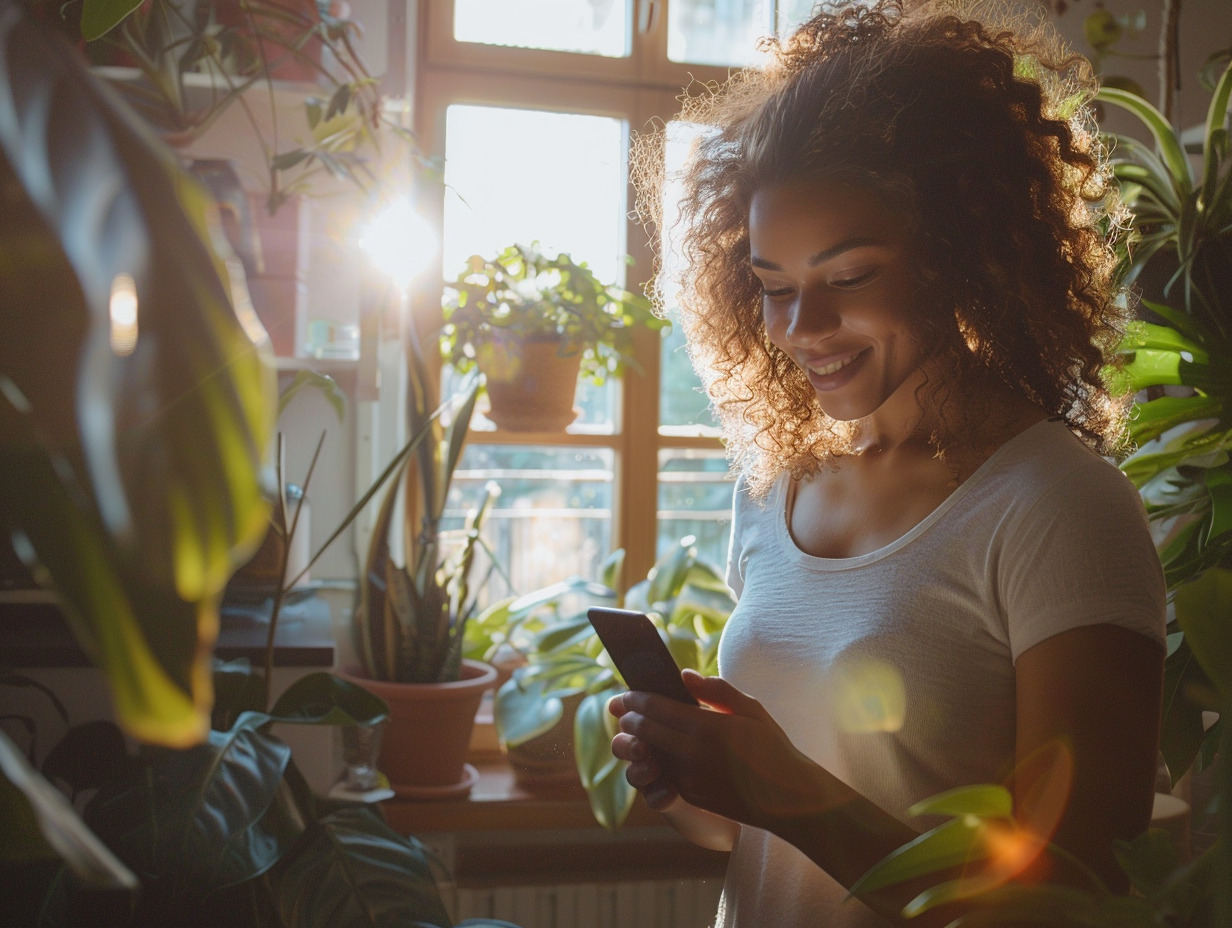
1012, 623, 1164, 892
612, 624, 1164, 924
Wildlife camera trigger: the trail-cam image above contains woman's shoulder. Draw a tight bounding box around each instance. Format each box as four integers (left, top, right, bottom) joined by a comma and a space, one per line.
979, 418, 1148, 529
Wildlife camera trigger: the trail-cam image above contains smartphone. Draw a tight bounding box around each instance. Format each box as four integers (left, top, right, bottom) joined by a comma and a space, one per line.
587, 607, 699, 705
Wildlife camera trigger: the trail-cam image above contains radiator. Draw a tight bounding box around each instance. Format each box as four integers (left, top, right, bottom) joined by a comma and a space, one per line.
448, 877, 723, 928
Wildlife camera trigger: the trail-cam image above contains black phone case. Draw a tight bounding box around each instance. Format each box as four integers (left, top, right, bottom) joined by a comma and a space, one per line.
587, 607, 699, 705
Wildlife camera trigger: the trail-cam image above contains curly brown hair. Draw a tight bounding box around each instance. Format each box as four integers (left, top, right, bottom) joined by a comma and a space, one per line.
635, 0, 1127, 496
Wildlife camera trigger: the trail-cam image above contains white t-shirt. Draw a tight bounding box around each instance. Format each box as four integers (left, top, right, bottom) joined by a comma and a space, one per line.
713, 418, 1166, 927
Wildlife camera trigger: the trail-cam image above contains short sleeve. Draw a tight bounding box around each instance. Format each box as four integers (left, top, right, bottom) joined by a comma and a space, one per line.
997, 458, 1166, 662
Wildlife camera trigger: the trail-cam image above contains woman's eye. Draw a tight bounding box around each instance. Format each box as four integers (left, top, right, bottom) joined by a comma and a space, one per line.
831, 269, 877, 289
761, 286, 793, 299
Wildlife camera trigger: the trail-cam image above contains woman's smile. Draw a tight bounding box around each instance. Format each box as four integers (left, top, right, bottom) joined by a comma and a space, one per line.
749, 181, 928, 427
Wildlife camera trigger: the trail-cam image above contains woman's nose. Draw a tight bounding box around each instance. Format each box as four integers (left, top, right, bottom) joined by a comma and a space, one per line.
785, 289, 841, 345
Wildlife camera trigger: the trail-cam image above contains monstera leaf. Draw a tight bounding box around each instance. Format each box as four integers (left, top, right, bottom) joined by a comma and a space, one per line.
0, 2, 276, 747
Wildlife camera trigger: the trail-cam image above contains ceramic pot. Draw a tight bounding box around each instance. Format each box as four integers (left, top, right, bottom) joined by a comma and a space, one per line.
475, 336, 582, 431
339, 659, 497, 799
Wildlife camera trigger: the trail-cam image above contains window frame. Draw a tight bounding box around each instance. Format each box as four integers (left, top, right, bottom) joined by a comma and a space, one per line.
411, 1, 737, 584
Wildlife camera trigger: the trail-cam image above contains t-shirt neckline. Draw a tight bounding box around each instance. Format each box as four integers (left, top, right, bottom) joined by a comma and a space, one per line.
778, 417, 1064, 569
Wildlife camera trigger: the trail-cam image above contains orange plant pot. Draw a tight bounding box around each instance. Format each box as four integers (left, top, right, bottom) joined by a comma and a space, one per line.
339, 659, 497, 799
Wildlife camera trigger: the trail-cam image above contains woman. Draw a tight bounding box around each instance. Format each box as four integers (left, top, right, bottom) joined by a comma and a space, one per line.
610, 2, 1166, 926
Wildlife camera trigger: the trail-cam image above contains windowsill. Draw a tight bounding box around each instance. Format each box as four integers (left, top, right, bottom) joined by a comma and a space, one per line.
380, 754, 730, 885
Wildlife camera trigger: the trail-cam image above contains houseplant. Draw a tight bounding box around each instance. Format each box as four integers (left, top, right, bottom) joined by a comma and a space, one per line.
1098, 60, 1232, 786
476, 537, 737, 829
440, 242, 665, 431
0, 11, 518, 924
343, 313, 503, 796
40, 0, 418, 215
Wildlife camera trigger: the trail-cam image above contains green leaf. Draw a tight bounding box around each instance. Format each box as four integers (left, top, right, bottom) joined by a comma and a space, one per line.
907, 784, 1013, 819
574, 689, 628, 812
278, 370, 346, 422
532, 616, 595, 653
1203, 467, 1232, 548
1127, 394, 1223, 446
1113, 828, 1180, 897
1118, 321, 1208, 361
1098, 87, 1194, 191
268, 672, 389, 726
0, 731, 137, 889
1160, 638, 1212, 784
85, 715, 296, 898
1174, 567, 1232, 703
494, 675, 564, 748
79, 0, 145, 41
648, 536, 697, 603
269, 805, 453, 928
850, 816, 990, 897
1201, 60, 1232, 215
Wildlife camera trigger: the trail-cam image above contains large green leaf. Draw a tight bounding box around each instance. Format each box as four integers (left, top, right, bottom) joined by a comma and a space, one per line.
1174, 567, 1232, 703
0, 731, 137, 890
849, 815, 992, 898
494, 673, 565, 748
85, 714, 297, 900
1098, 87, 1194, 191
574, 688, 635, 830
0, 6, 276, 746
268, 672, 389, 727
1160, 636, 1214, 784
270, 805, 454, 928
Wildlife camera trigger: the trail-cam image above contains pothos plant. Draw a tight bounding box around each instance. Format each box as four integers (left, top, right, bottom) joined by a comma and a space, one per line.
469, 537, 737, 830
440, 242, 665, 387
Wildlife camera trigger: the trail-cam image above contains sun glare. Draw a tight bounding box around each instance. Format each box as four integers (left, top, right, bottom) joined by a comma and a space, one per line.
359, 199, 438, 290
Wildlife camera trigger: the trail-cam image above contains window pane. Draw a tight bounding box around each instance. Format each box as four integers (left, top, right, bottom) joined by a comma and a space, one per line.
442, 104, 628, 430
667, 0, 820, 66
454, 0, 631, 57
657, 448, 734, 570
447, 444, 615, 602
667, 0, 771, 66
658, 120, 719, 432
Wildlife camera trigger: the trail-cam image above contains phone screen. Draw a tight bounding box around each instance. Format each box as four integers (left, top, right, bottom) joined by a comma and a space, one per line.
587, 607, 699, 705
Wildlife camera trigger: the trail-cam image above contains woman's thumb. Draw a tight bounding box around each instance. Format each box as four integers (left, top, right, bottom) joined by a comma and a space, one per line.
682, 669, 766, 718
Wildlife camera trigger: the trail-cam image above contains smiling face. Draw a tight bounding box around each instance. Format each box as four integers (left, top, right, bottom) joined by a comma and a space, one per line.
750, 181, 935, 427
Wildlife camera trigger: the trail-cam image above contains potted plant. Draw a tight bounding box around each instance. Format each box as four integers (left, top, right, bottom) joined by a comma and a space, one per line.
340, 311, 504, 797
40, 0, 417, 214
473, 537, 737, 829
0, 11, 517, 926
440, 242, 666, 431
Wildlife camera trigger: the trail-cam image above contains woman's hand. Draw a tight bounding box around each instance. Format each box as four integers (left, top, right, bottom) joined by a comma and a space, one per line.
608, 669, 824, 830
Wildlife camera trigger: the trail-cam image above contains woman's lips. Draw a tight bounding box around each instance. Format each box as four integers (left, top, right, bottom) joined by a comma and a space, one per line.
803, 348, 868, 390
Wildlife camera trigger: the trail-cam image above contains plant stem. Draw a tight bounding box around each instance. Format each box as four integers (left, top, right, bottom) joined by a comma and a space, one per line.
1158, 0, 1181, 124
263, 434, 289, 712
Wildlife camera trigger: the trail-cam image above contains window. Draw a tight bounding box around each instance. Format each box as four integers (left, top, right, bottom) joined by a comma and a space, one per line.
414, 0, 811, 595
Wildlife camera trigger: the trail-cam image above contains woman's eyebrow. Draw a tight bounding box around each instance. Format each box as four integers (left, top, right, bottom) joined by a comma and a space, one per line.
749, 237, 885, 271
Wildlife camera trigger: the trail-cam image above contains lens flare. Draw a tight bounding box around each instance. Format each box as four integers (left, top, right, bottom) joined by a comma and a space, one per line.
109, 273, 139, 356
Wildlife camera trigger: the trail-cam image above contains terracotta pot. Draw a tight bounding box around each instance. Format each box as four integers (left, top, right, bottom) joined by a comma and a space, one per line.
339, 659, 497, 799
475, 336, 582, 431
